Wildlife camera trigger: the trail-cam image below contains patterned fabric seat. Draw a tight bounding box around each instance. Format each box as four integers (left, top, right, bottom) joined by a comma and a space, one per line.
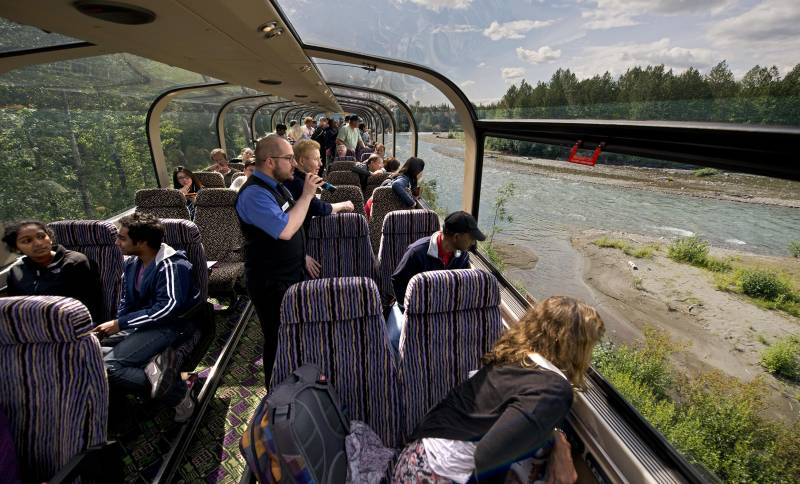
0, 296, 107, 483
48, 220, 124, 322
273, 277, 402, 447
327, 160, 356, 173
321, 185, 366, 218
399, 269, 504, 438
231, 172, 245, 183
333, 156, 356, 162
368, 186, 415, 255
306, 213, 376, 279
135, 188, 191, 220
228, 162, 245, 171
161, 219, 213, 371
194, 171, 225, 188
376, 210, 441, 303
193, 189, 244, 296
364, 172, 390, 199
325, 170, 361, 188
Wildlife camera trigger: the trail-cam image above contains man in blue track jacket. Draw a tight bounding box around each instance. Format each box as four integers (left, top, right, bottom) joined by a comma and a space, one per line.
94, 213, 200, 421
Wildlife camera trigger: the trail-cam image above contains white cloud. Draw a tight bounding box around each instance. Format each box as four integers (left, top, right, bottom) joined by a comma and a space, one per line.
483, 19, 555, 41
581, 0, 733, 30
432, 24, 481, 34
516, 46, 562, 64
398, 0, 472, 12
501, 67, 526, 80
477, 62, 487, 68
571, 38, 715, 77
460, 80, 476, 87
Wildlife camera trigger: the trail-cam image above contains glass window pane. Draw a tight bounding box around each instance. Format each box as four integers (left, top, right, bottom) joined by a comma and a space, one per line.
478, 135, 800, 482
0, 18, 85, 54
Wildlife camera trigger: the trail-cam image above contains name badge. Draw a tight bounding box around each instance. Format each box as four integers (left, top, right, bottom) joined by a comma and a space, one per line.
281, 201, 290, 212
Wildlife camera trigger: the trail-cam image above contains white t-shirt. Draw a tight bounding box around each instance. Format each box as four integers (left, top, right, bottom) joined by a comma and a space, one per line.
230, 175, 247, 191
422, 354, 568, 483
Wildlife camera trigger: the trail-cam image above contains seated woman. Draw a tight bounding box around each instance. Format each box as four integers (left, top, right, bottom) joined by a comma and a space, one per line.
3, 220, 104, 322
173, 166, 204, 219
365, 156, 424, 219
394, 296, 605, 483
374, 143, 386, 159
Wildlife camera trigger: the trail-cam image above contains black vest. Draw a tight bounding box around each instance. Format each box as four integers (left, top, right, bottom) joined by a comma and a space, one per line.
235, 174, 305, 284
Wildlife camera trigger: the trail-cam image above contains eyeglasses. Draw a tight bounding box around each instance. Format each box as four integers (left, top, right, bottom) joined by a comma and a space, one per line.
268, 154, 295, 161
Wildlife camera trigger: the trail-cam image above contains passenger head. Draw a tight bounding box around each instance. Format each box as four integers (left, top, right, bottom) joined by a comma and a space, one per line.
319, 117, 329, 128
243, 160, 256, 177
275, 123, 287, 137
374, 143, 385, 157
116, 213, 164, 256
482, 296, 605, 388
442, 211, 486, 252
240, 147, 255, 162
366, 154, 383, 172
358, 122, 366, 132
344, 115, 351, 124
210, 148, 228, 169
395, 156, 425, 187
289, 120, 297, 128
336, 144, 348, 158
349, 115, 359, 129
294, 139, 322, 174
304, 117, 314, 128
255, 134, 295, 183
172, 166, 201, 190
2, 220, 54, 264
383, 157, 400, 172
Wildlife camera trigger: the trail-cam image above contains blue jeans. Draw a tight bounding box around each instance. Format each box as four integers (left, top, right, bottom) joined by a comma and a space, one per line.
386, 303, 405, 358
103, 325, 187, 406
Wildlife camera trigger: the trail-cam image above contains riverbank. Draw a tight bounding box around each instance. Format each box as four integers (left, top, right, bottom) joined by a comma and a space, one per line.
422, 133, 800, 208
569, 229, 800, 423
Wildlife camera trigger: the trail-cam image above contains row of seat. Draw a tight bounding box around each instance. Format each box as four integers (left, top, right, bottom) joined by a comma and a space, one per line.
271, 269, 504, 448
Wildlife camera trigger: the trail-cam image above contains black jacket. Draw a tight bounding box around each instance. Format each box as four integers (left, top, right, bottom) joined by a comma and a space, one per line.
391, 233, 470, 307
7, 244, 104, 322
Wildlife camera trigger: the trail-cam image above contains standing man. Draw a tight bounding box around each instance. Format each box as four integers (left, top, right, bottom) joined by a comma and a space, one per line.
235, 134, 324, 388
336, 115, 365, 155
310, 117, 329, 173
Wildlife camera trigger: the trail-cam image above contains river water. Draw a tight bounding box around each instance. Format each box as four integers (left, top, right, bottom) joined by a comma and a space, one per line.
390, 133, 800, 300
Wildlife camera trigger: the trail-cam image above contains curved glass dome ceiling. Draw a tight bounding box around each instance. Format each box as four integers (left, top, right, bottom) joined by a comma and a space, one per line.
280, 0, 800, 107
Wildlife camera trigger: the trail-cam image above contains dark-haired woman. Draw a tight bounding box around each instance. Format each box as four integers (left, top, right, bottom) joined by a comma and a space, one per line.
3, 221, 104, 322
173, 166, 204, 219
365, 156, 425, 219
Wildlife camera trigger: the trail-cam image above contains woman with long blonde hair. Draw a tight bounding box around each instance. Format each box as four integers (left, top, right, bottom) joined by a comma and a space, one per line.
393, 296, 605, 483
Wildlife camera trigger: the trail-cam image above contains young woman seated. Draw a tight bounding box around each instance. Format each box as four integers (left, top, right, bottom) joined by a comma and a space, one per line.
172, 166, 204, 219
3, 220, 104, 322
393, 296, 605, 483
365, 156, 424, 219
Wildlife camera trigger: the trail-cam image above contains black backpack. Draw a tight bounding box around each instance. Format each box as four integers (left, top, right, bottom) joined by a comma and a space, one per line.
240, 364, 350, 483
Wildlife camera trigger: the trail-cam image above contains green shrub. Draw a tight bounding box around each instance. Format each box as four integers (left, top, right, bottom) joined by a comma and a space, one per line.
693, 167, 721, 177
593, 237, 657, 259
740, 269, 792, 300
704, 256, 732, 272
790, 241, 800, 258
761, 336, 800, 380
668, 236, 709, 266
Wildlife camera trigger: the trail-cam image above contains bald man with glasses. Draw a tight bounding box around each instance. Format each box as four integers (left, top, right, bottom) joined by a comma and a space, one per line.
235, 134, 324, 387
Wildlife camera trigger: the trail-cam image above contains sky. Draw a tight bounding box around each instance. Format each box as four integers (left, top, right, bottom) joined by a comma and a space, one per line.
280, 0, 800, 105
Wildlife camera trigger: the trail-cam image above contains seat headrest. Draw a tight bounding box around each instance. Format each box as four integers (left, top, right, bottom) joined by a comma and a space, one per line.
281, 277, 381, 324
0, 296, 93, 344
308, 213, 368, 239
135, 188, 186, 207
381, 210, 440, 235
49, 220, 117, 246
372, 186, 399, 202
405, 269, 500, 315
161, 219, 202, 245
195, 188, 237, 207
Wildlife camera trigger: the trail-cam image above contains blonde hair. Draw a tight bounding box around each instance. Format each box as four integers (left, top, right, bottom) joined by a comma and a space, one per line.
209, 148, 227, 161
482, 296, 605, 388
293, 139, 320, 161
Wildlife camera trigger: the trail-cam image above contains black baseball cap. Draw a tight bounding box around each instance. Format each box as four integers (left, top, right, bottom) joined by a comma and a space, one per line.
444, 211, 486, 241
349, 115, 359, 122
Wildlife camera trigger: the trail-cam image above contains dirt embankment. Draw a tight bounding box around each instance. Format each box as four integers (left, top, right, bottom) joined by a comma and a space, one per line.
422, 133, 800, 208
571, 229, 800, 423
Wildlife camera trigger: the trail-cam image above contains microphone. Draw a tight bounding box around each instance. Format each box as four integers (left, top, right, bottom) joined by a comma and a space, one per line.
296, 169, 337, 192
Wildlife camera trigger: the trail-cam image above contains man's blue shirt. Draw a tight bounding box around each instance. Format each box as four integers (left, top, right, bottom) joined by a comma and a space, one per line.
235, 170, 288, 240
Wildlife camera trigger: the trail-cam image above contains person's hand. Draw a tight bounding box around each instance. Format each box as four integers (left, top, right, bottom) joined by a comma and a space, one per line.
303, 172, 324, 198
333, 201, 354, 213
546, 431, 577, 484
305, 255, 321, 279
412, 186, 421, 198
93, 320, 120, 338
178, 185, 191, 194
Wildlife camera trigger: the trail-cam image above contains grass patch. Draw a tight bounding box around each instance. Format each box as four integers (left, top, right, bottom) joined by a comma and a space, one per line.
593, 236, 659, 259
446, 129, 463, 139
633, 276, 644, 291
693, 167, 721, 177
790, 241, 800, 258
667, 236, 731, 272
761, 335, 800, 380
594, 328, 800, 482
715, 268, 800, 317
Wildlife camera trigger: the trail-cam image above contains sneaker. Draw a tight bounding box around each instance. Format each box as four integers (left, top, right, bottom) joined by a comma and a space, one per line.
174, 382, 196, 423
144, 347, 177, 400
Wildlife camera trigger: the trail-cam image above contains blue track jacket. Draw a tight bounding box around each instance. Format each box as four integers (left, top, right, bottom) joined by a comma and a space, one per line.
117, 243, 200, 330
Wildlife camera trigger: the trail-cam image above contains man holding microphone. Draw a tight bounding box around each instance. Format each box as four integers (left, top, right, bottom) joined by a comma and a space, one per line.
235, 134, 324, 388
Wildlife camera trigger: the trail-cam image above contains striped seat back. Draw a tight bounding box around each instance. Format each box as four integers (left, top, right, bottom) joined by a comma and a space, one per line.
327, 160, 356, 173
274, 277, 402, 447
307, 213, 375, 279
325, 170, 360, 188
194, 171, 225, 188
368, 186, 413, 255
377, 210, 441, 302
399, 269, 503, 438
321, 185, 366, 218
0, 296, 107, 483
135, 188, 191, 220
48, 220, 123, 322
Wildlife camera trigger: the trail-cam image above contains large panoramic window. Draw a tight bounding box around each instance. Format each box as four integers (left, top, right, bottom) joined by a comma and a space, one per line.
477, 135, 800, 482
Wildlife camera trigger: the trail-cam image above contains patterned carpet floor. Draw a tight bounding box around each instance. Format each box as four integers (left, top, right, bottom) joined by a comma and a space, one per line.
110, 297, 265, 484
